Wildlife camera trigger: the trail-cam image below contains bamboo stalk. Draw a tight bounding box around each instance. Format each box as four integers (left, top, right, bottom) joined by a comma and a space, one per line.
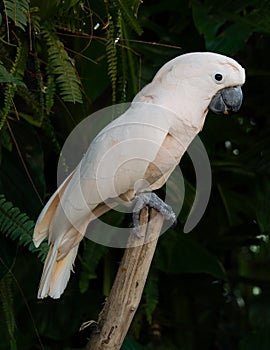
86, 207, 163, 350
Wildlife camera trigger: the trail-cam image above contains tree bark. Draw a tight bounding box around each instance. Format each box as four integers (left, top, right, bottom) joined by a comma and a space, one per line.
86, 207, 163, 350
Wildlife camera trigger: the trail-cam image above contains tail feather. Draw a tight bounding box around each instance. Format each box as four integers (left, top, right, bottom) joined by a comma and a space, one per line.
38, 244, 79, 299
34, 167, 115, 299
33, 169, 76, 248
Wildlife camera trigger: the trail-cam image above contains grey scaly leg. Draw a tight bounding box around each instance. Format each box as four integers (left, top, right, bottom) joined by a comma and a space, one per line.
132, 192, 177, 237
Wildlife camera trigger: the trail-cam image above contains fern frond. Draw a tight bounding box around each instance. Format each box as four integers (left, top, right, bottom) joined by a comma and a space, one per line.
105, 0, 142, 103
132, 0, 142, 17
45, 65, 56, 115
144, 270, 159, 324
0, 84, 16, 130
106, 40, 117, 103
29, 7, 41, 35
53, 1, 89, 34
48, 41, 82, 103
3, 0, 30, 31
16, 87, 43, 127
33, 52, 45, 121
0, 195, 49, 262
0, 64, 26, 86
0, 38, 28, 129
42, 24, 83, 104
10, 38, 28, 79
121, 21, 139, 96
106, 11, 118, 104
117, 9, 127, 102
0, 273, 16, 350
114, 0, 143, 35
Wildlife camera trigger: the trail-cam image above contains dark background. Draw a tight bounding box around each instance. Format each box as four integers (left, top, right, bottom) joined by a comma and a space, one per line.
0, 1, 270, 349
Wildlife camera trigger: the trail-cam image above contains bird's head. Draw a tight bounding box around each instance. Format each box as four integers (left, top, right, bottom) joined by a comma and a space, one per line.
152, 52, 245, 118
188, 52, 245, 114
202, 53, 245, 115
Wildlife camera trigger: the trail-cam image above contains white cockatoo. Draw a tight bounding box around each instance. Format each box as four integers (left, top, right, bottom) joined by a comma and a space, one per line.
34, 52, 245, 298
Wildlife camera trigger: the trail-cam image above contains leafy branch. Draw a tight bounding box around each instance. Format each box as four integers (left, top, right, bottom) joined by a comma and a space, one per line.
3, 0, 30, 31
0, 194, 48, 262
42, 24, 83, 104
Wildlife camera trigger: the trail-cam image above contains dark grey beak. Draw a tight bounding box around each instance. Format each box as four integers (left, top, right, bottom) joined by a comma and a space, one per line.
209, 86, 243, 115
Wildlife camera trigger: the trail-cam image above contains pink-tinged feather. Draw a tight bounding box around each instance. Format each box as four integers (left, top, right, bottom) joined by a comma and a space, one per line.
33, 170, 75, 247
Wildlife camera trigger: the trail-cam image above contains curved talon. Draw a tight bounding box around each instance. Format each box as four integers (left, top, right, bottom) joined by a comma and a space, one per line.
132, 209, 144, 238
132, 226, 144, 239
132, 192, 177, 236
171, 217, 178, 228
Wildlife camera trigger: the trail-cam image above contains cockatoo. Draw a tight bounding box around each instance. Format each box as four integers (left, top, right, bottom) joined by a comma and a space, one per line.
34, 52, 245, 298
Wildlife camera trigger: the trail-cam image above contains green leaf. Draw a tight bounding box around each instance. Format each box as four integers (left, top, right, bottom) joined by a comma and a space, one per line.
207, 22, 252, 55
192, 2, 252, 55
3, 0, 30, 30
79, 240, 108, 294
192, 3, 225, 41
155, 230, 226, 280
0, 195, 48, 262
115, 0, 143, 36
0, 38, 28, 129
42, 24, 83, 104
0, 65, 26, 87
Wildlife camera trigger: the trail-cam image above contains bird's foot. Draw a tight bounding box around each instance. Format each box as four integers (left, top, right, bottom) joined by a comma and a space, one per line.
132, 192, 177, 237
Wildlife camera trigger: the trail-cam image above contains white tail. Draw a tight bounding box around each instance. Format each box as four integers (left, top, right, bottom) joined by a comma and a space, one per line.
38, 243, 79, 299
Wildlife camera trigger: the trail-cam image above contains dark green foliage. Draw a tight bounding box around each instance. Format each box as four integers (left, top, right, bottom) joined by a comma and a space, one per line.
3, 0, 30, 30
42, 24, 83, 104
0, 64, 26, 86
0, 37, 28, 129
114, 0, 143, 36
0, 274, 16, 350
0, 0, 270, 349
79, 240, 108, 294
143, 269, 159, 324
122, 336, 145, 349
0, 194, 48, 262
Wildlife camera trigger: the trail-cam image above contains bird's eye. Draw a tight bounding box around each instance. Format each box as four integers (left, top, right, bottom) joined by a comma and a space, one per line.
213, 72, 224, 83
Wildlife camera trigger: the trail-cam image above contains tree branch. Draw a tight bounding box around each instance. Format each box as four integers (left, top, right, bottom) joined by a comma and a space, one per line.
86, 207, 164, 350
